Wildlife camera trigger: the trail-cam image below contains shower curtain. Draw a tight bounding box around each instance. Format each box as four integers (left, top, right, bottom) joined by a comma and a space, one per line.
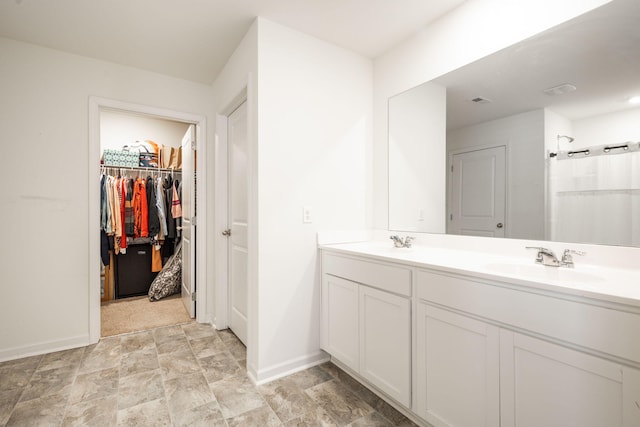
549, 151, 640, 246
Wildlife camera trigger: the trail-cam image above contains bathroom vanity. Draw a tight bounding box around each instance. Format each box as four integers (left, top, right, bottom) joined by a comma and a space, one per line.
319, 240, 640, 427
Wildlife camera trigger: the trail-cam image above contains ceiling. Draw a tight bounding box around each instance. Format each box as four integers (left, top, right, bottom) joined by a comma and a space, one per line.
0, 0, 465, 84
433, 0, 640, 130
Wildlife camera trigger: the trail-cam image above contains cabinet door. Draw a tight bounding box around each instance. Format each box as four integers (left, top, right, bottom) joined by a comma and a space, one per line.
415, 303, 499, 427
321, 274, 359, 372
359, 285, 411, 407
623, 366, 640, 426
500, 330, 640, 427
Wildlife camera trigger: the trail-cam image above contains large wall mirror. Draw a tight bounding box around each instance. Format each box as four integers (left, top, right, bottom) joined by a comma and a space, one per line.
388, 0, 640, 247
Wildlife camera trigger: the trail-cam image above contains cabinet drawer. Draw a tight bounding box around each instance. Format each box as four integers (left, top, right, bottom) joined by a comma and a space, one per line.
323, 253, 412, 297
417, 269, 640, 363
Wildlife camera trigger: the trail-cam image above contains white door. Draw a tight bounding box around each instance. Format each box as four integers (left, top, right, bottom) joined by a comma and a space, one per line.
450, 146, 506, 237
181, 124, 196, 318
228, 101, 248, 345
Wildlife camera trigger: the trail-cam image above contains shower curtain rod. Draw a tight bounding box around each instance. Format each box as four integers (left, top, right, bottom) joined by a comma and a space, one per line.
549, 141, 640, 160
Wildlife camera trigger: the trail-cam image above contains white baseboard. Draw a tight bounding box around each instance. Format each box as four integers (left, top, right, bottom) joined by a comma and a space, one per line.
0, 334, 92, 363
250, 350, 330, 385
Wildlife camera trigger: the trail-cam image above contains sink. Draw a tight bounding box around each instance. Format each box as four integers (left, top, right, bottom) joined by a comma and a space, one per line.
484, 262, 605, 284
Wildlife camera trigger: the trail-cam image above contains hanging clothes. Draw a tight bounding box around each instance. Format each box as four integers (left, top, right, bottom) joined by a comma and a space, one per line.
101, 174, 112, 234
100, 167, 187, 302
108, 176, 122, 253
156, 177, 168, 239
172, 180, 182, 240
124, 178, 135, 237
118, 178, 128, 253
133, 178, 149, 238
146, 176, 160, 239
171, 179, 182, 218
164, 176, 176, 239
100, 167, 183, 294
100, 230, 110, 267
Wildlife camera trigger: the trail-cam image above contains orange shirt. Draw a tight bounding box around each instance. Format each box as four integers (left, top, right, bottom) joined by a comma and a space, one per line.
133, 178, 149, 238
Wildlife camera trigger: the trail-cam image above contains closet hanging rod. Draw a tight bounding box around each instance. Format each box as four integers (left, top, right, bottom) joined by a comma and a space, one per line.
100, 165, 182, 173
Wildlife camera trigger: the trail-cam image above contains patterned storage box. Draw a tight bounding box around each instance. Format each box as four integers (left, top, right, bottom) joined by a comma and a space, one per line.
103, 149, 139, 167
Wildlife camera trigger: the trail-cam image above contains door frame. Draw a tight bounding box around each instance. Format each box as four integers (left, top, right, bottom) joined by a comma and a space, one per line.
214, 81, 258, 382
88, 96, 208, 343
447, 143, 509, 236
213, 89, 247, 331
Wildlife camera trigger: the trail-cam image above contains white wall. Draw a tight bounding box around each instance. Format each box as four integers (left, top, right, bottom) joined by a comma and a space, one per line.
448, 110, 545, 240
573, 108, 640, 150
100, 110, 189, 151
373, 0, 611, 229
210, 18, 372, 383
544, 109, 573, 239
0, 36, 214, 361
255, 19, 372, 381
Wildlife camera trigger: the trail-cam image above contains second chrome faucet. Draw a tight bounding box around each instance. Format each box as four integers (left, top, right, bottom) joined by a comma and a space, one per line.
526, 246, 585, 268
390, 235, 414, 248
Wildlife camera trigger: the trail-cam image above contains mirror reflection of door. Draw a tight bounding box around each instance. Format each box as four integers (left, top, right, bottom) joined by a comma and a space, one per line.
228, 101, 248, 345
449, 146, 506, 237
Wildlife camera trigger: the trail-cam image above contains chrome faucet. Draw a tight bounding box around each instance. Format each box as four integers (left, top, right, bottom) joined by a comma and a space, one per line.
526, 246, 586, 267
526, 246, 560, 267
390, 235, 414, 248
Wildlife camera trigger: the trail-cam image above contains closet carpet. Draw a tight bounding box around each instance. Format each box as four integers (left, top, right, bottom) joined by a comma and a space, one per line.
101, 294, 192, 337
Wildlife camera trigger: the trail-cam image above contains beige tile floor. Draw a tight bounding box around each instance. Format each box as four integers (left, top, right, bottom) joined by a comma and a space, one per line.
0, 323, 418, 426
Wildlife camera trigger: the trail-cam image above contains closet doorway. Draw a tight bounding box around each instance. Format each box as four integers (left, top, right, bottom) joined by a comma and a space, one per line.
89, 97, 208, 343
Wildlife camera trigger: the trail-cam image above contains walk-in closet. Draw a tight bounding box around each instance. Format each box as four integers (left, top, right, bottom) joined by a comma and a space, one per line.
99, 110, 193, 337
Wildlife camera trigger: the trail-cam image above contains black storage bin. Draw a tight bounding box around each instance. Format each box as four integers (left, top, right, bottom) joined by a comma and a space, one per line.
115, 244, 158, 299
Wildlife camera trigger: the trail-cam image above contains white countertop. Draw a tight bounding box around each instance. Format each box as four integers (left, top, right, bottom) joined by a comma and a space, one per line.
319, 240, 640, 308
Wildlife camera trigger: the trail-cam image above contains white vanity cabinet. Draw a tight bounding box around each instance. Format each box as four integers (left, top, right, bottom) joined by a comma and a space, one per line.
415, 302, 500, 426
418, 268, 640, 427
321, 253, 412, 407
320, 246, 640, 427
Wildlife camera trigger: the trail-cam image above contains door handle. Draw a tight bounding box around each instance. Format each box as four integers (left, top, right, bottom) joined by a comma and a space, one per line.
496, 223, 503, 228
222, 229, 231, 236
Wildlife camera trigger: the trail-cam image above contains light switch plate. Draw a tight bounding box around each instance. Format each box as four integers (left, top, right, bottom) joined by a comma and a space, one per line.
303, 206, 312, 223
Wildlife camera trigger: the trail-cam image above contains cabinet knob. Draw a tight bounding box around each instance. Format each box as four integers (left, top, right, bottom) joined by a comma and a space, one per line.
222, 229, 231, 236
496, 223, 503, 228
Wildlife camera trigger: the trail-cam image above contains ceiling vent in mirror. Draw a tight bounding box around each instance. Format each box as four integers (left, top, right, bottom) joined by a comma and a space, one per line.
543, 83, 577, 96
471, 96, 492, 104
